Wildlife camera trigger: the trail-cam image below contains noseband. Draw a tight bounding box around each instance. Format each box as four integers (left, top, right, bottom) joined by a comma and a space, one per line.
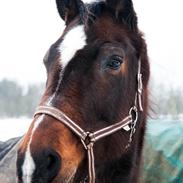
34, 61, 143, 183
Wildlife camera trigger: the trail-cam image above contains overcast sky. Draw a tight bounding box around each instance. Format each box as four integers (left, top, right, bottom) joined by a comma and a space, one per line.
0, 0, 182, 89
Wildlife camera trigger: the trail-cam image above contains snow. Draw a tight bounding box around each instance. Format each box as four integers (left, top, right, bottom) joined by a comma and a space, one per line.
0, 118, 31, 142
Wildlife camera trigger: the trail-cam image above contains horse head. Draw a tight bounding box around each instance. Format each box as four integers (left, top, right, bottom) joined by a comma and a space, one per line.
17, 0, 150, 182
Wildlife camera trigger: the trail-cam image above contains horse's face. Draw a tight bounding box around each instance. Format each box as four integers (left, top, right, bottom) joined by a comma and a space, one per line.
17, 0, 150, 183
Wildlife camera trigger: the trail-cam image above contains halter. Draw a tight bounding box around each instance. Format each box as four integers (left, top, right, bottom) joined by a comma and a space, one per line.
34, 61, 143, 183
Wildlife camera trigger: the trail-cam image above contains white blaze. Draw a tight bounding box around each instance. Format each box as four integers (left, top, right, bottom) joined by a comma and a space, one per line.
47, 25, 87, 106
22, 115, 45, 183
22, 25, 87, 183
59, 25, 87, 69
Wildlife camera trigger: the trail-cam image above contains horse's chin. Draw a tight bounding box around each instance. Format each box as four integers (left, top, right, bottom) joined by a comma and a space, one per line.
61, 175, 75, 183
54, 168, 76, 183
55, 170, 87, 183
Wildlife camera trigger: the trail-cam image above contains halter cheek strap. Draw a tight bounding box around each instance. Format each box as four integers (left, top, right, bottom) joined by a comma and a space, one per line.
137, 61, 143, 111
34, 61, 143, 183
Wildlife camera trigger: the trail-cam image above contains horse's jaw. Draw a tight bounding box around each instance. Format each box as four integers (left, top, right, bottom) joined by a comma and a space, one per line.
52, 168, 77, 183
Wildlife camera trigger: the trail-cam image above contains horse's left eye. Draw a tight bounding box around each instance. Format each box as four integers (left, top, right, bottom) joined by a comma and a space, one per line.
107, 55, 123, 70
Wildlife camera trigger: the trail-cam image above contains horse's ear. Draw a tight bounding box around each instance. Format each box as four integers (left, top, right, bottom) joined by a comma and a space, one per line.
56, 0, 85, 25
106, 0, 138, 31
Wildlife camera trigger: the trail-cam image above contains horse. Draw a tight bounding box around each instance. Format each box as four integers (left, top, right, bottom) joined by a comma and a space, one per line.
16, 0, 150, 182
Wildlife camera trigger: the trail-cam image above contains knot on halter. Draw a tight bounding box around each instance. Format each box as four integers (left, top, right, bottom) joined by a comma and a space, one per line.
81, 132, 96, 183
81, 132, 95, 150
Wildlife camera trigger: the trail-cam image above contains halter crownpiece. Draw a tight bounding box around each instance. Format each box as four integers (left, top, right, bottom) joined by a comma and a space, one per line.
34, 60, 143, 183
137, 61, 143, 111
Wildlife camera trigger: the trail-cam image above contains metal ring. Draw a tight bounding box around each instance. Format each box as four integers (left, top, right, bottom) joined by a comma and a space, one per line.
129, 106, 138, 123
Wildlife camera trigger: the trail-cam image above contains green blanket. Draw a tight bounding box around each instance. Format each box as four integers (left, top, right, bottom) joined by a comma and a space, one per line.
141, 120, 183, 183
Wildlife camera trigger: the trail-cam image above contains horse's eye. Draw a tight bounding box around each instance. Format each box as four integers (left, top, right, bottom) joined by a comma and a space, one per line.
107, 55, 123, 70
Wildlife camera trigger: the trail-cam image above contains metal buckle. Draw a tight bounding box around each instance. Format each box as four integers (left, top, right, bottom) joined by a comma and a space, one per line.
129, 106, 138, 124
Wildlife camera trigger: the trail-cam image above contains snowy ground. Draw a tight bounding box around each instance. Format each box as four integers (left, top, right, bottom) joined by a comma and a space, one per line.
0, 118, 31, 142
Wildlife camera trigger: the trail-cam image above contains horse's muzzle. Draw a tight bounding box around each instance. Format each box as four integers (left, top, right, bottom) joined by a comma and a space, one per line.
17, 148, 61, 183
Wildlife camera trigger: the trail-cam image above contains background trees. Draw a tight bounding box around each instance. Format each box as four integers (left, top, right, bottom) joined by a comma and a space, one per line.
152, 84, 183, 119
0, 79, 44, 118
0, 79, 182, 118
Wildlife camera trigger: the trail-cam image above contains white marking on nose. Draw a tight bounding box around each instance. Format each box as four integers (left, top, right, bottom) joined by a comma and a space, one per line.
22, 147, 35, 183
47, 25, 87, 106
22, 115, 45, 183
59, 25, 87, 70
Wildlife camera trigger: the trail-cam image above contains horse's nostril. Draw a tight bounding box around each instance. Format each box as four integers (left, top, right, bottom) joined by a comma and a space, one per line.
45, 149, 61, 171
36, 149, 61, 182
